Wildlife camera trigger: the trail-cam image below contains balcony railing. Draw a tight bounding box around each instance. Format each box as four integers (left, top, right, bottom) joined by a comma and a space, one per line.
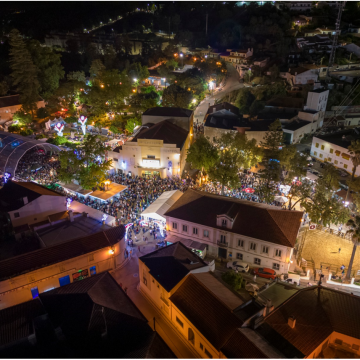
217, 240, 228, 248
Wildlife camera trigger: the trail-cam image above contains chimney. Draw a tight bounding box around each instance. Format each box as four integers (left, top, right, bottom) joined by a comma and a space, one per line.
68, 210, 74, 222
288, 316, 296, 329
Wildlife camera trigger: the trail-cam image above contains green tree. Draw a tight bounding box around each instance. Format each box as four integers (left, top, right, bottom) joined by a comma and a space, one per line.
13, 110, 32, 125
125, 117, 142, 134
268, 64, 279, 81
128, 62, 150, 82
89, 59, 106, 82
7, 124, 21, 133
162, 84, 192, 108
186, 135, 219, 172
235, 88, 255, 114
19, 128, 33, 136
0, 80, 9, 96
345, 216, 360, 280
221, 271, 244, 291
347, 139, 360, 200
9, 29, 40, 118
27, 39, 64, 98
58, 135, 112, 189
36, 107, 49, 119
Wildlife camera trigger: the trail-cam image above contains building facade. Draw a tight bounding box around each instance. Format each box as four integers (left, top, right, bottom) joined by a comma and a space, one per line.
164, 190, 303, 274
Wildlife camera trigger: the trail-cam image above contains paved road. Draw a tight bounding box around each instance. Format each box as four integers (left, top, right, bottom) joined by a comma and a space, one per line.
111, 238, 199, 358
194, 63, 243, 125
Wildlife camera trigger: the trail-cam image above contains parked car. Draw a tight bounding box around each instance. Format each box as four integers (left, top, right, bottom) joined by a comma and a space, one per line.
311, 170, 319, 176
253, 268, 276, 280
307, 162, 313, 167
284, 273, 301, 286
227, 261, 250, 273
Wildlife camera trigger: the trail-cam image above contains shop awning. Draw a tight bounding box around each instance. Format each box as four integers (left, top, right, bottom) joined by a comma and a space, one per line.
166, 234, 207, 251
141, 190, 183, 222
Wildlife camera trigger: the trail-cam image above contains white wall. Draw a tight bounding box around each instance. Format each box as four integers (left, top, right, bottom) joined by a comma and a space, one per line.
9, 195, 67, 227
310, 136, 359, 176
166, 216, 292, 273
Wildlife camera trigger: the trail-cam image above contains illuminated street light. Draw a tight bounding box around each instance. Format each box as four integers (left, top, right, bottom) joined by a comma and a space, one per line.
192, 99, 197, 104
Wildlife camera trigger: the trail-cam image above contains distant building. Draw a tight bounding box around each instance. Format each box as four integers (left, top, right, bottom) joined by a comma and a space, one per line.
310, 129, 360, 176
0, 95, 45, 124
107, 120, 190, 177
285, 67, 319, 85
220, 48, 253, 65
165, 189, 303, 272
253, 57, 270, 68
0, 272, 175, 358
0, 223, 126, 310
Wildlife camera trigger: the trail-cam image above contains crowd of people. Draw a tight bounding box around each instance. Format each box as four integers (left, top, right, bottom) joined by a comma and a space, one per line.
15, 149, 60, 185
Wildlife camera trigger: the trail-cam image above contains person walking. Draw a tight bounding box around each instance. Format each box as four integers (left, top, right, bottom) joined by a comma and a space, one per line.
253, 274, 257, 282
338, 248, 341, 254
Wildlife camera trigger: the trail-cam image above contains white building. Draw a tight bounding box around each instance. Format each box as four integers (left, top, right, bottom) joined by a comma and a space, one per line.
164, 189, 303, 274
310, 130, 360, 176
106, 120, 190, 177
0, 181, 67, 228
286, 67, 319, 85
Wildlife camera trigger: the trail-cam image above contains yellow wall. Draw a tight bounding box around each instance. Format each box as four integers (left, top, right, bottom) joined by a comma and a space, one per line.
0, 240, 125, 310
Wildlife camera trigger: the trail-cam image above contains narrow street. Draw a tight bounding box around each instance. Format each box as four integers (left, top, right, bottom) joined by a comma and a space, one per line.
194, 63, 243, 125
110, 238, 200, 358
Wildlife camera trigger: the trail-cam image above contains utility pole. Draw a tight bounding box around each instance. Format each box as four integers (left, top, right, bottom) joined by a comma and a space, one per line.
206, 13, 208, 36
327, 1, 345, 77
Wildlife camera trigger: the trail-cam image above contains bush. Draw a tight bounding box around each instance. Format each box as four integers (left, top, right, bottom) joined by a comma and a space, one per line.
46, 136, 68, 145
35, 134, 46, 140
8, 124, 21, 133
221, 271, 244, 291
19, 129, 33, 136
36, 107, 50, 119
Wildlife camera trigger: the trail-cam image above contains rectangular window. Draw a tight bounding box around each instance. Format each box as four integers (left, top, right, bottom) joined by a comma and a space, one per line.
222, 219, 227, 226
315, 143, 319, 148
344, 164, 348, 169
321, 145, 325, 150
31, 287, 39, 299
273, 263, 280, 270
328, 157, 332, 162
254, 258, 261, 265
14, 212, 20, 218
238, 240, 244, 247
334, 160, 338, 165
236, 253, 243, 260
147, 155, 155, 159
176, 316, 184, 328
330, 148, 334, 153
90, 266, 96, 276
182, 225, 187, 232
314, 151, 317, 156
352, 344, 360, 351
250, 242, 257, 251
275, 249, 282, 257
220, 234, 226, 243
262, 246, 269, 254
200, 343, 204, 350
204, 349, 213, 358
193, 227, 198, 235
319, 154, 323, 158
172, 222, 177, 229
113, 158, 118, 162
59, 275, 70, 287
203, 230, 209, 237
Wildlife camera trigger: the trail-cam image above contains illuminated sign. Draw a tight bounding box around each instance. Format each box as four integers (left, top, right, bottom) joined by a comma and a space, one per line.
142, 159, 160, 167
72, 269, 89, 281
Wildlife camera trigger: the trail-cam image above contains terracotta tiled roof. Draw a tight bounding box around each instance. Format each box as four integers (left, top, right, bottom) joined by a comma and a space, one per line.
139, 242, 208, 291
132, 120, 189, 149
221, 329, 269, 358
261, 286, 360, 357
165, 189, 303, 247
0, 225, 125, 280
170, 274, 244, 350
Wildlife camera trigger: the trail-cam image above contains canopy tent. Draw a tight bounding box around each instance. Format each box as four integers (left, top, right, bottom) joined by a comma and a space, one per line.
274, 196, 288, 203
141, 190, 183, 222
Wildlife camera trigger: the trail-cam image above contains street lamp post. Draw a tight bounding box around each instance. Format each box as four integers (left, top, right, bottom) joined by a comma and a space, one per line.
180, 53, 183, 68
133, 78, 138, 93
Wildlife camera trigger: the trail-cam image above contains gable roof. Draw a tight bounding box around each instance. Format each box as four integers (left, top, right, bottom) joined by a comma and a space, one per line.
170, 274, 244, 350
0, 272, 175, 358
132, 120, 189, 149
139, 242, 208, 292
205, 110, 248, 130
0, 181, 64, 212
142, 107, 193, 118
206, 102, 240, 117
0, 225, 125, 281
164, 189, 303, 247
260, 286, 360, 357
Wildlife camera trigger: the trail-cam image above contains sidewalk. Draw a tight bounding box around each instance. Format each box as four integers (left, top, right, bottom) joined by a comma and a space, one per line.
111, 246, 199, 358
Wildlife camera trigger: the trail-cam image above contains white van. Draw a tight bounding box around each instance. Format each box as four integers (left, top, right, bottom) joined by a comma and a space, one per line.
285, 273, 301, 286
